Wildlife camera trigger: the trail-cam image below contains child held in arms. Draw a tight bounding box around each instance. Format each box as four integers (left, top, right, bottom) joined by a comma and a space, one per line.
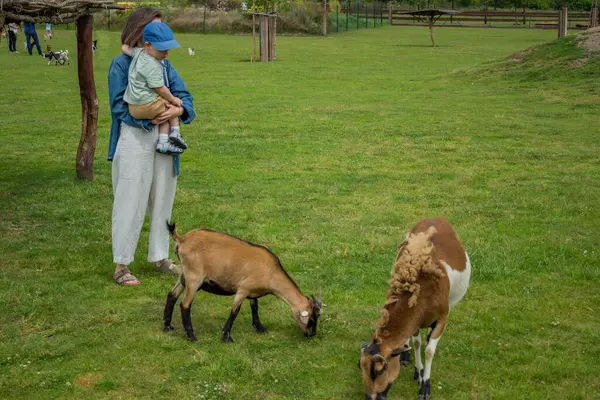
122, 21, 187, 154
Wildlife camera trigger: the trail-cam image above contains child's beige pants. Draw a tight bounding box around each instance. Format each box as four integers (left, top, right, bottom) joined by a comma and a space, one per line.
128, 96, 166, 120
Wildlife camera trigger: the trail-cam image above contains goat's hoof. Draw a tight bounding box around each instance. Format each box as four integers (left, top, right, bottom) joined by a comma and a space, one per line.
163, 325, 175, 332
187, 335, 199, 344
413, 367, 421, 383
253, 323, 269, 333
419, 379, 430, 400
221, 332, 234, 343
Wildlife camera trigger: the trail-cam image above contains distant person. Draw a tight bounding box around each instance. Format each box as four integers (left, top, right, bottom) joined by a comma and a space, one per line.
45, 23, 53, 40
23, 21, 43, 56
7, 21, 19, 54
120, 22, 188, 154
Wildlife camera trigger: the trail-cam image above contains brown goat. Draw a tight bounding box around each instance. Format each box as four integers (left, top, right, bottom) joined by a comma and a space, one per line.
163, 222, 322, 343
359, 218, 471, 400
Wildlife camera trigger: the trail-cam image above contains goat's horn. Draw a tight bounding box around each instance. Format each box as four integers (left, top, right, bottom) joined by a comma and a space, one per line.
372, 354, 387, 366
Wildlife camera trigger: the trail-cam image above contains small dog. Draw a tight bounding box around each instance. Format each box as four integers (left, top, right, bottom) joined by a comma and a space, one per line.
188, 47, 195, 56
44, 49, 70, 66
92, 40, 98, 55
46, 44, 52, 53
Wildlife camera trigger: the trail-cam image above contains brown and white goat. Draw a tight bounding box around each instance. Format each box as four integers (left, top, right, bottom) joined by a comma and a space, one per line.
359, 218, 471, 400
163, 222, 322, 343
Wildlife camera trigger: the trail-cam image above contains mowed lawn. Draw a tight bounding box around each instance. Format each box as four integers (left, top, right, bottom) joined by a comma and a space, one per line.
1, 25, 599, 399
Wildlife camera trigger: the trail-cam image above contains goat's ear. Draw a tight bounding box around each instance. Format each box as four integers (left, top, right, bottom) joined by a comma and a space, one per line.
311, 295, 323, 315
370, 355, 388, 380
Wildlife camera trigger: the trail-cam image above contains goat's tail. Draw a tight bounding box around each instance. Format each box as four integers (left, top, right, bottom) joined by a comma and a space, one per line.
166, 220, 182, 243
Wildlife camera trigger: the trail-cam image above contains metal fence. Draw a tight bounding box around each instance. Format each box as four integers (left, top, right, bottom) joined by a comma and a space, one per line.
336, 2, 390, 32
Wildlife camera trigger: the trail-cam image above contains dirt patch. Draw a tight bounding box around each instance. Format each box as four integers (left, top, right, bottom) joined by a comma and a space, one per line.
508, 45, 539, 62
577, 26, 600, 53
73, 372, 102, 389
569, 58, 589, 68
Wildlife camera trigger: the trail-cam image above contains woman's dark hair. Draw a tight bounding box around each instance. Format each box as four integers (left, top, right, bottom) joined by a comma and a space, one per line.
121, 7, 162, 47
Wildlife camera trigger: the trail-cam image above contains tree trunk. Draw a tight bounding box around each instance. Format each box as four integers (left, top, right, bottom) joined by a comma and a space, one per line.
323, 0, 327, 36
75, 14, 98, 181
429, 18, 435, 47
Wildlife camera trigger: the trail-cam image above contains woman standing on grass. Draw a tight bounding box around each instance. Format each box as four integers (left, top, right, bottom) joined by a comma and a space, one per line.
6, 20, 19, 54
108, 7, 196, 286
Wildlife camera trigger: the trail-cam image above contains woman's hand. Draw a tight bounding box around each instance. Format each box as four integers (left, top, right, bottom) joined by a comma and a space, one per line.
152, 104, 183, 125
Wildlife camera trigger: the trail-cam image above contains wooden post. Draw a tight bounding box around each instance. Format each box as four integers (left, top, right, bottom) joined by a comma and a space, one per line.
268, 14, 275, 61
558, 7, 567, 38
590, 7, 598, 28
323, 0, 328, 36
272, 6, 277, 60
252, 0, 256, 61
388, 0, 392, 25
260, 15, 268, 61
75, 14, 98, 181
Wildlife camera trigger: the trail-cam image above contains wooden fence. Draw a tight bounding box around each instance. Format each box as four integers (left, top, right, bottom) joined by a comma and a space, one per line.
387, 8, 600, 30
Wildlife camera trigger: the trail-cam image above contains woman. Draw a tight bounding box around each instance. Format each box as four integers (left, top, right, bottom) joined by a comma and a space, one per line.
23, 21, 43, 56
108, 7, 196, 285
6, 20, 19, 54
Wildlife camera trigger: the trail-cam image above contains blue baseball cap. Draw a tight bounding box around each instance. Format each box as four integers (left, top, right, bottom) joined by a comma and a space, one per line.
143, 22, 180, 51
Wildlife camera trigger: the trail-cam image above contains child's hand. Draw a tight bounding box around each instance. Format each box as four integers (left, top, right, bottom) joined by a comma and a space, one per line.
171, 97, 183, 107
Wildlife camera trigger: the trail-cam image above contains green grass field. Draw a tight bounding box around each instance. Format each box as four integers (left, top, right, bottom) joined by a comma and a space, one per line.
1, 26, 599, 399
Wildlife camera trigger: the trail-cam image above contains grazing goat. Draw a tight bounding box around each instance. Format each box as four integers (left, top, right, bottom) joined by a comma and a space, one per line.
359, 218, 471, 400
188, 47, 195, 56
163, 222, 323, 343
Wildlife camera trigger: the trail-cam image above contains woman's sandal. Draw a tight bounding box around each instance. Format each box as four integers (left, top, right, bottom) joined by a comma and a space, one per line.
114, 269, 141, 286
153, 259, 180, 274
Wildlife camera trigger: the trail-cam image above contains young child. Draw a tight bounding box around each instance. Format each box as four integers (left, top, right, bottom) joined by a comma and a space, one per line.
122, 21, 187, 154
45, 23, 53, 40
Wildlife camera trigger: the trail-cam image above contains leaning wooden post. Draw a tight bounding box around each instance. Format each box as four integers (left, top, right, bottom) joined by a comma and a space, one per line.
323, 0, 328, 36
388, 0, 392, 25
75, 14, 98, 181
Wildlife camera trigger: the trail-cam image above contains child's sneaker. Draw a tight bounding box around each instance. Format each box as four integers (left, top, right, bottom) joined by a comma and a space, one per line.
156, 142, 185, 155
169, 130, 187, 150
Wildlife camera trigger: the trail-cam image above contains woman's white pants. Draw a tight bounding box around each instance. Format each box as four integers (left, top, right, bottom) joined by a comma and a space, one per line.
112, 123, 177, 265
